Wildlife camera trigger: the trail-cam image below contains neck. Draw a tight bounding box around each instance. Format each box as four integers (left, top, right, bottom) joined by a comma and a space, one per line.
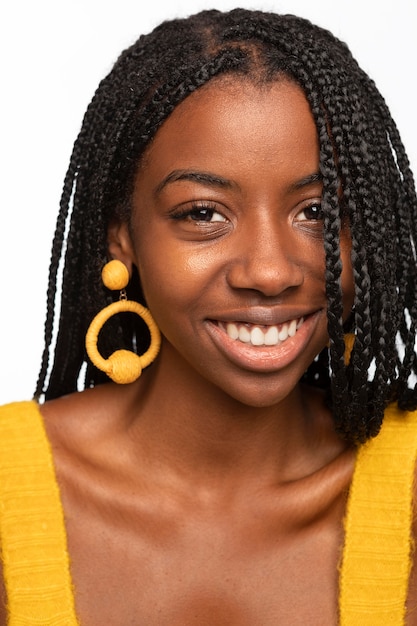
118, 348, 344, 487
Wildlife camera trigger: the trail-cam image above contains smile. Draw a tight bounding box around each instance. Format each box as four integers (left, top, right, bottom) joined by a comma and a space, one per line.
206, 311, 323, 373
218, 318, 304, 347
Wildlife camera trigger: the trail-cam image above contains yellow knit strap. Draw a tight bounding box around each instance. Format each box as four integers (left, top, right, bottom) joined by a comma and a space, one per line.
0, 401, 79, 625
340, 405, 417, 625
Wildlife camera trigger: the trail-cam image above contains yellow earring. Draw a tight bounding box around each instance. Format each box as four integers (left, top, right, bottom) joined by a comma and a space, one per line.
85, 260, 161, 384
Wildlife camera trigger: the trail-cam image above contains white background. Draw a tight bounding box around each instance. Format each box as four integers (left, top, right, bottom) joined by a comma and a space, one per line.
1, 0, 416, 404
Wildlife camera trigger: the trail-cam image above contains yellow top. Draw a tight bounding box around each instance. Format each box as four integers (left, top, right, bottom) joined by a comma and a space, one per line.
0, 401, 79, 625
0, 400, 416, 625
340, 403, 417, 624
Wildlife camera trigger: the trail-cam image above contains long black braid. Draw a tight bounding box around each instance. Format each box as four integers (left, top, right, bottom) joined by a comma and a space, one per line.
35, 9, 417, 445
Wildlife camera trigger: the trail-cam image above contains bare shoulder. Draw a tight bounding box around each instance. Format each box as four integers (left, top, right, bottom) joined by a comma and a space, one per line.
0, 384, 145, 626
39, 382, 139, 455
40, 382, 126, 431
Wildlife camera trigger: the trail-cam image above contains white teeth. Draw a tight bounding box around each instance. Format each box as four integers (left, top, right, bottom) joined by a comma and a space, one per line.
296, 317, 304, 329
264, 325, 279, 345
278, 324, 289, 341
288, 319, 297, 337
226, 322, 239, 340
222, 317, 304, 347
250, 327, 264, 346
238, 326, 251, 343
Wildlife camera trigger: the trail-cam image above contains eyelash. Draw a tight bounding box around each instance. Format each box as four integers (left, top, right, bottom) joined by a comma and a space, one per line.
170, 202, 225, 223
169, 201, 323, 224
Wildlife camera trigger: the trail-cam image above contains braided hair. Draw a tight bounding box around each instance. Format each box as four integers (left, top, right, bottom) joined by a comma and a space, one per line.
35, 8, 417, 444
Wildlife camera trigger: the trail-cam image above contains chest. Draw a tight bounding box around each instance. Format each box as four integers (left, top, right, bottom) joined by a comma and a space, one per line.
65, 486, 346, 626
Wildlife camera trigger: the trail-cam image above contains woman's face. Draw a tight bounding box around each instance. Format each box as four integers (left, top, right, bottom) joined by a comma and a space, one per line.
119, 77, 353, 407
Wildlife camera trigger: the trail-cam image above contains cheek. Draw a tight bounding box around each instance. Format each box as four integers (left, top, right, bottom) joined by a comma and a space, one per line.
138, 258, 182, 311
182, 249, 220, 274
134, 241, 215, 319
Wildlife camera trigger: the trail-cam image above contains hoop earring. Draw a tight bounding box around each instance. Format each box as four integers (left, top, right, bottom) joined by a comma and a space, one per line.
85, 260, 161, 384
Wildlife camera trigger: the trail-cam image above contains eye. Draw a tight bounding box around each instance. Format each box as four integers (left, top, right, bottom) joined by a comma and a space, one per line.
171, 203, 227, 223
187, 207, 226, 223
295, 202, 323, 222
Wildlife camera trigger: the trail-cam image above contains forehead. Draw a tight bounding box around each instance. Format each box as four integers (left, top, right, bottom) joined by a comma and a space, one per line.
139, 77, 319, 186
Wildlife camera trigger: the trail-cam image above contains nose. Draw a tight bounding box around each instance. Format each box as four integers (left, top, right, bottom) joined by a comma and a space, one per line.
226, 217, 305, 297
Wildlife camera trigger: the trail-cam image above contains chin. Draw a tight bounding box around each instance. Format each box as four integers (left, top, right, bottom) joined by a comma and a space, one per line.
215, 377, 300, 410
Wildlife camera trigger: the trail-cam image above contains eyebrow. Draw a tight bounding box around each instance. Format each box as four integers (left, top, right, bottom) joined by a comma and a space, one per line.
155, 168, 323, 195
290, 172, 323, 190
155, 169, 235, 194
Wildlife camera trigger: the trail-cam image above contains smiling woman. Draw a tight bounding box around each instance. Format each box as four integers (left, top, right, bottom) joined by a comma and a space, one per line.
1, 8, 417, 626
115, 78, 344, 409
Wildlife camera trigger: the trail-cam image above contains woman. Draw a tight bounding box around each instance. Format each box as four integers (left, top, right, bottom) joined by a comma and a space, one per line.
1, 8, 416, 624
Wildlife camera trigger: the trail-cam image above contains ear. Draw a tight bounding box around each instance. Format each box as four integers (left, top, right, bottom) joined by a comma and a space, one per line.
107, 220, 137, 274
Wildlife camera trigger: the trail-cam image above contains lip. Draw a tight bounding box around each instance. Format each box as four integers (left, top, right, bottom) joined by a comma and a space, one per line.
211, 306, 316, 327
205, 310, 324, 373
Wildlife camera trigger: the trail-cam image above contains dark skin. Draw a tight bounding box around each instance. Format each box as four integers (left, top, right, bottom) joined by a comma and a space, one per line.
1, 78, 416, 624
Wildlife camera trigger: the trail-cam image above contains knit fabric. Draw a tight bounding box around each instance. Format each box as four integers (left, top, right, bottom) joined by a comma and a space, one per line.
340, 404, 417, 625
0, 401, 79, 625
0, 400, 415, 624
